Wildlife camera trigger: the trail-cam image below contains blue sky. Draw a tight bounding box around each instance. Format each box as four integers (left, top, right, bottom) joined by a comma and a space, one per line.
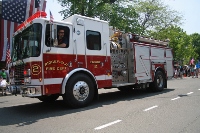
46, 0, 200, 35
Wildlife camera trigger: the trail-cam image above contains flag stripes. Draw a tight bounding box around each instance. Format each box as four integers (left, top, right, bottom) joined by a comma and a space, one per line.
50, 11, 54, 23
6, 40, 11, 65
0, 0, 47, 61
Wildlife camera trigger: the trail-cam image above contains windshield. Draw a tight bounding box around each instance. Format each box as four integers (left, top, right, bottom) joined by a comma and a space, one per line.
12, 23, 42, 61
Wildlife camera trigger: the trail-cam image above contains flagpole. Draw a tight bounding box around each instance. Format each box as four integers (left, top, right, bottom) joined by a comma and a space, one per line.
6, 38, 9, 71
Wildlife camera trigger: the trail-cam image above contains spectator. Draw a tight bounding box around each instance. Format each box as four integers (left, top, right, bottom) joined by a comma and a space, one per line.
180, 66, 183, 79
4, 68, 9, 82
187, 67, 191, 77
191, 65, 195, 78
0, 69, 7, 80
0, 76, 9, 96
174, 68, 178, 79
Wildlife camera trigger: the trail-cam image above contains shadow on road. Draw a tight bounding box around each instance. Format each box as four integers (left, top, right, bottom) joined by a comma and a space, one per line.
0, 88, 174, 126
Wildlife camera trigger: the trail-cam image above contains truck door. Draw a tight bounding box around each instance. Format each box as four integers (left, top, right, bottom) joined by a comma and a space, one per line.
73, 18, 86, 68
84, 20, 108, 84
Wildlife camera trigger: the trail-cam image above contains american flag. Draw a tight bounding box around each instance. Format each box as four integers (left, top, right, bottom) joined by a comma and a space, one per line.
50, 11, 54, 23
2, 0, 27, 23
6, 39, 11, 65
0, 0, 46, 61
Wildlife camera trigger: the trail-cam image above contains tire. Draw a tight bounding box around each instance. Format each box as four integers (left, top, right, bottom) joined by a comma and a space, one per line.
63, 73, 95, 108
38, 95, 59, 102
151, 71, 165, 92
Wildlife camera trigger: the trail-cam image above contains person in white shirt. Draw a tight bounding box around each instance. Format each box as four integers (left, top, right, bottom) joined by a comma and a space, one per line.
0, 76, 9, 95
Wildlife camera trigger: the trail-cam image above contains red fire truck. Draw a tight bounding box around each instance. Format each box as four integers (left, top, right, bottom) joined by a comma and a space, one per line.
9, 11, 173, 108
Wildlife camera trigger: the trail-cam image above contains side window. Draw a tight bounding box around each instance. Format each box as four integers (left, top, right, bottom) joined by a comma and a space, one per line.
45, 24, 70, 48
57, 25, 70, 48
86, 30, 101, 50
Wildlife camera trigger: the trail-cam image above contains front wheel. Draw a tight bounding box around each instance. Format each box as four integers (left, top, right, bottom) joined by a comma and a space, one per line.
150, 71, 165, 92
63, 73, 95, 108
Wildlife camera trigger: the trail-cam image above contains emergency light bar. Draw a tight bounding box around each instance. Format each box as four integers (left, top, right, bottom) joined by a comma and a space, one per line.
16, 11, 47, 31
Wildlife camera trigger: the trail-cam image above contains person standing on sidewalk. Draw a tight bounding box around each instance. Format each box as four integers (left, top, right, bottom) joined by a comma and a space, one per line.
0, 69, 7, 80
0, 76, 9, 96
4, 68, 9, 82
191, 65, 195, 78
180, 66, 183, 79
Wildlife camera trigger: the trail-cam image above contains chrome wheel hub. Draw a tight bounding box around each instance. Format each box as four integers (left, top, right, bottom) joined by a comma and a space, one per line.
156, 75, 163, 88
73, 81, 89, 101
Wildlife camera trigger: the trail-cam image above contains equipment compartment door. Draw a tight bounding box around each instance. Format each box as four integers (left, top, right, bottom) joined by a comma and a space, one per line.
134, 44, 151, 81
166, 49, 174, 78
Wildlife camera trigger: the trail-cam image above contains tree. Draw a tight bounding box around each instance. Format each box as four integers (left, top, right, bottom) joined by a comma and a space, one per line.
133, 0, 183, 34
190, 33, 200, 59
97, 1, 140, 33
57, 0, 115, 19
57, 0, 140, 33
150, 26, 198, 65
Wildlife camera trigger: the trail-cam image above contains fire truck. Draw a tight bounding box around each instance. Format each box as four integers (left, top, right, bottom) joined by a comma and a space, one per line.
9, 11, 173, 108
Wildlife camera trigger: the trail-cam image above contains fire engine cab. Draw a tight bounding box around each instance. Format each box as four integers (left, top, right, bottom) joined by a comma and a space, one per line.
9, 11, 173, 108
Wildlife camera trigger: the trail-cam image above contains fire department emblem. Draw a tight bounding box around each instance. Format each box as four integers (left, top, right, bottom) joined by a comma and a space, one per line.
31, 64, 41, 75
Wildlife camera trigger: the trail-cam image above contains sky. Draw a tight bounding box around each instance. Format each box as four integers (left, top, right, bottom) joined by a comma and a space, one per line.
163, 0, 200, 35
46, 0, 200, 35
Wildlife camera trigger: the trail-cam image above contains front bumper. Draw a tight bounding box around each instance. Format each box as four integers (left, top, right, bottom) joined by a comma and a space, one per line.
21, 86, 42, 97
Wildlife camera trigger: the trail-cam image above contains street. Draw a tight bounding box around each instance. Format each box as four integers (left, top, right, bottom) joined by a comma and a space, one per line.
1, 77, 200, 133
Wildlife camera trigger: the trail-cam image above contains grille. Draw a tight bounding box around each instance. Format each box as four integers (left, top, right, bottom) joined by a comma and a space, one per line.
14, 64, 25, 85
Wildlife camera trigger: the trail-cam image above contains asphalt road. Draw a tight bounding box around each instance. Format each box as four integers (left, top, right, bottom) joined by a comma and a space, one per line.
0, 77, 200, 133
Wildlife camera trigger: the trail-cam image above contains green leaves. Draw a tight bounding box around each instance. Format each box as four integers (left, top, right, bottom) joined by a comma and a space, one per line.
150, 26, 199, 65
57, 0, 200, 65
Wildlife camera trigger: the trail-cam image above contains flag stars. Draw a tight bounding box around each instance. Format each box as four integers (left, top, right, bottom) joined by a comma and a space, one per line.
2, 0, 28, 23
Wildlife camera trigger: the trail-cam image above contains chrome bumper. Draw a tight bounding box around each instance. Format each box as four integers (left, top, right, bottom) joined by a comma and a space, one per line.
21, 85, 42, 97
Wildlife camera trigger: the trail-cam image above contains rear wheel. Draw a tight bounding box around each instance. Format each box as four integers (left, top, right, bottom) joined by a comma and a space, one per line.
63, 73, 95, 108
151, 71, 165, 92
38, 94, 59, 102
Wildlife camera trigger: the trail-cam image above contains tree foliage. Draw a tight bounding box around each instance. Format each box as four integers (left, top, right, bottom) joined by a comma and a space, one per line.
57, 0, 200, 65
133, 0, 183, 34
150, 26, 198, 65
97, 1, 140, 33
190, 33, 200, 59
57, 0, 112, 18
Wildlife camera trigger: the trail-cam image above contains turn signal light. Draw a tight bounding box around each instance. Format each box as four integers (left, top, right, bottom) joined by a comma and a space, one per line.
24, 70, 27, 75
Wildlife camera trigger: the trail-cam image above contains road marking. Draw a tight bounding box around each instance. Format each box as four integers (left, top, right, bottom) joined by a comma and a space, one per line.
187, 92, 193, 95
143, 105, 158, 111
171, 97, 180, 101
94, 120, 122, 130
198, 89, 200, 90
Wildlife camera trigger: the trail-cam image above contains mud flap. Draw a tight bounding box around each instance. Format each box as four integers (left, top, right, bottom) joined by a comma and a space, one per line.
164, 79, 167, 88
